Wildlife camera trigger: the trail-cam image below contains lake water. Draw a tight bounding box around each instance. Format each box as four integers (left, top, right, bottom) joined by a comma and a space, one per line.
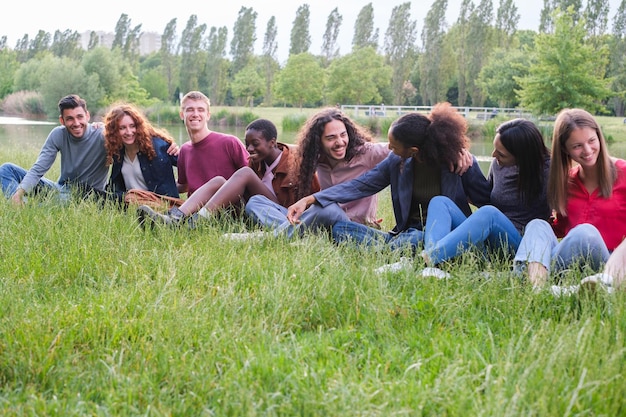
2, 116, 626, 176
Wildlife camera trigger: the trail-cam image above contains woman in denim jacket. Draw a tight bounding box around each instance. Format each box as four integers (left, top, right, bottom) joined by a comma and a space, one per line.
104, 103, 179, 201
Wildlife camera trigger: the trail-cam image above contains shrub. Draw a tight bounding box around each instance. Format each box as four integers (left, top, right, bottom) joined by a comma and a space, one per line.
282, 113, 307, 131
0, 91, 46, 119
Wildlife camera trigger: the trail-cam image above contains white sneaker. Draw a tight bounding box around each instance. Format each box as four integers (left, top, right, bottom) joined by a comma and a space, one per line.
421, 267, 450, 279
222, 231, 267, 241
374, 257, 412, 274
580, 273, 615, 294
550, 285, 580, 297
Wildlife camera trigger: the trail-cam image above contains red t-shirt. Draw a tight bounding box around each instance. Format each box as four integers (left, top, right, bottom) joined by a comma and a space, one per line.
177, 132, 249, 195
553, 158, 626, 251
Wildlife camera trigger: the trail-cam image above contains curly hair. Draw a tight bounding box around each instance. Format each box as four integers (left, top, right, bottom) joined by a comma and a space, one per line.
389, 102, 469, 167
296, 108, 374, 198
104, 103, 175, 166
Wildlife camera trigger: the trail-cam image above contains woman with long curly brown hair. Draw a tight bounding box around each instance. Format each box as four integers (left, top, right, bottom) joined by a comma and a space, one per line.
104, 103, 180, 201
286, 102, 491, 252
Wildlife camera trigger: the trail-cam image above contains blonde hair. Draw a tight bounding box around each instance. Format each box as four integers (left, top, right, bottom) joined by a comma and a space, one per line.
548, 108, 616, 216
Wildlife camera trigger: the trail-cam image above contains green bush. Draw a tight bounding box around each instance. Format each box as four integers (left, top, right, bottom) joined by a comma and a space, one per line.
0, 91, 46, 119
282, 113, 308, 131
146, 103, 181, 124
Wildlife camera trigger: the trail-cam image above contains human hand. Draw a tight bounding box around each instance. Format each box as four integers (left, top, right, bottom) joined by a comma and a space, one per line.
449, 148, 473, 175
287, 196, 315, 224
11, 189, 25, 207
167, 142, 180, 156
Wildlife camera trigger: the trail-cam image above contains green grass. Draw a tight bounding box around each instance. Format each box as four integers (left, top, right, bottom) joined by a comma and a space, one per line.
1, 134, 626, 415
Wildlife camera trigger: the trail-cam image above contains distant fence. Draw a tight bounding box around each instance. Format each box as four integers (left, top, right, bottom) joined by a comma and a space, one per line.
340, 105, 532, 120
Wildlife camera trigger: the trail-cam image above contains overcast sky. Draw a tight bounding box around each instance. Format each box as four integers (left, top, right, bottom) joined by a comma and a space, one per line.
1, 0, 621, 63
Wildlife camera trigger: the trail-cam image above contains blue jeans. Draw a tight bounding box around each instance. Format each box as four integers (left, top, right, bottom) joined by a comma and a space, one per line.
244, 195, 350, 238
423, 196, 521, 264
0, 162, 61, 198
332, 220, 423, 252
513, 219, 609, 275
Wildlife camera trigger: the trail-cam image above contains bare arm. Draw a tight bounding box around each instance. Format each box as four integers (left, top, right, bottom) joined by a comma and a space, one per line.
286, 195, 317, 224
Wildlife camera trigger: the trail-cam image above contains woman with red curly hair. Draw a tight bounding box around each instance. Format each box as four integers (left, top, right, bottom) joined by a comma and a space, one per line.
104, 103, 180, 201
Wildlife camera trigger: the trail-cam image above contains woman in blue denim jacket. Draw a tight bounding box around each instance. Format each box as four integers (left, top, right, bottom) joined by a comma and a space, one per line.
104, 103, 180, 201
286, 102, 491, 252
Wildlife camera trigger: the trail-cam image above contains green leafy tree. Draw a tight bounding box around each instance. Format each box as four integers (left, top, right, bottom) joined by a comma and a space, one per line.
13, 53, 55, 92
231, 61, 264, 107
383, 2, 418, 104
29, 30, 51, 59
37, 56, 103, 115
353, 3, 379, 50
123, 24, 143, 68
607, 0, 626, 116
466, 0, 494, 106
449, 0, 474, 106
261, 16, 279, 105
289, 4, 311, 55
539, 0, 553, 32
81, 47, 122, 99
495, 0, 520, 47
273, 53, 324, 109
15, 35, 29, 63
88, 31, 99, 50
140, 68, 169, 102
230, 6, 257, 74
321, 7, 343, 65
585, 0, 610, 38
420, 0, 448, 105
0, 48, 18, 98
112, 14, 130, 50
516, 7, 611, 114
160, 18, 180, 102
50, 29, 82, 59
205, 26, 230, 105
179, 15, 207, 94
477, 48, 528, 107
325, 47, 391, 105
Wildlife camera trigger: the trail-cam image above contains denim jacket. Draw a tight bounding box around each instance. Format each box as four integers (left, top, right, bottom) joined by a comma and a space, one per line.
107, 137, 179, 199
313, 152, 491, 234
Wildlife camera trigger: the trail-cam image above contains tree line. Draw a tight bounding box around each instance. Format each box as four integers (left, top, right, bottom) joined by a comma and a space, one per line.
0, 0, 625, 118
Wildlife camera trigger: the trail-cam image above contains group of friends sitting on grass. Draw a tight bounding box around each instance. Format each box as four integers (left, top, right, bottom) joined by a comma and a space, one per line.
1, 92, 623, 296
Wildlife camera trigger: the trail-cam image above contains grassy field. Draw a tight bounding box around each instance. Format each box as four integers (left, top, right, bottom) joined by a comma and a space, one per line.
1, 124, 625, 415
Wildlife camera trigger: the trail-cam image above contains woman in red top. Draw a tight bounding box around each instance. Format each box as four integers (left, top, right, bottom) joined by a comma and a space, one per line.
514, 108, 626, 290
138, 118, 319, 227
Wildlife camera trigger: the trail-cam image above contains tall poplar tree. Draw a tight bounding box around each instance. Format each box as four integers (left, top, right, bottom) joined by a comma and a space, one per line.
452, 0, 474, 105
466, 0, 494, 106
353, 3, 379, 50
607, 0, 626, 115
230, 6, 257, 74
112, 14, 130, 50
584, 0, 610, 38
321, 7, 343, 65
383, 2, 418, 104
261, 16, 279, 105
420, 0, 448, 105
539, 0, 553, 32
179, 15, 207, 94
289, 4, 311, 55
160, 19, 179, 102
495, 0, 520, 47
50, 30, 82, 59
206, 26, 229, 105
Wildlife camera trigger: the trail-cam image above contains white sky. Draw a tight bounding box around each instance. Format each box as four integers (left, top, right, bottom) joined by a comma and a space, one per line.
0, 0, 621, 63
